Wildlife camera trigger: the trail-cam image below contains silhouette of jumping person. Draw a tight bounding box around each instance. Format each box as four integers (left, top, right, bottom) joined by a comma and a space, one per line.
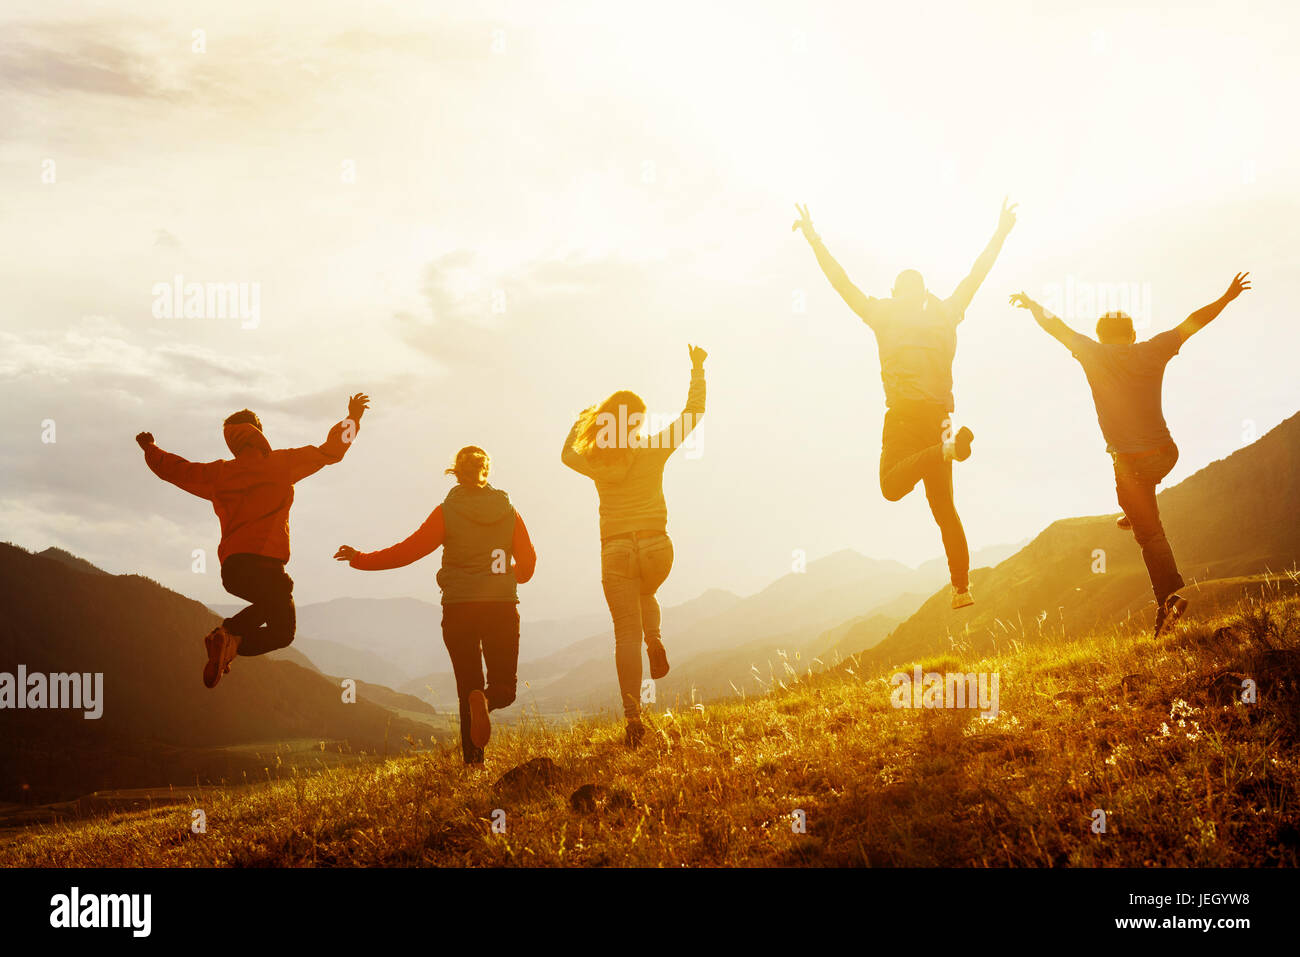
561, 345, 706, 748
793, 199, 1017, 608
334, 446, 536, 768
1011, 272, 1251, 637
136, 393, 369, 687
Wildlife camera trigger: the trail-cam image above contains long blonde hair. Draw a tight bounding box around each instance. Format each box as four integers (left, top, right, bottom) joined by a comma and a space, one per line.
572, 390, 647, 463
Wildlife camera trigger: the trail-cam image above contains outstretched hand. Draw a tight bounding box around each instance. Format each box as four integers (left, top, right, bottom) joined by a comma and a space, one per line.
1008, 291, 1038, 313
791, 203, 815, 239
333, 545, 359, 563
347, 393, 370, 421
689, 343, 708, 368
998, 196, 1018, 234
1223, 272, 1251, 302
135, 432, 155, 450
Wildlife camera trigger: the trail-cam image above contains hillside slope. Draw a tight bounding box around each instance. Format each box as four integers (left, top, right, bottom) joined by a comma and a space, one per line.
0, 544, 443, 804
865, 411, 1300, 670
5, 588, 1297, 867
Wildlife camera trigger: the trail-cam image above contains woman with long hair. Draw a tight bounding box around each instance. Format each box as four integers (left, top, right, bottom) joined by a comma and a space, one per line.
561, 344, 706, 747
334, 446, 536, 767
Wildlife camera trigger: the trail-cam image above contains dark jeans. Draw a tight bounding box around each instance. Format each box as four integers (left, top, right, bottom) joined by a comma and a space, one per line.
1113, 443, 1185, 604
221, 553, 297, 656
879, 402, 970, 590
442, 602, 521, 763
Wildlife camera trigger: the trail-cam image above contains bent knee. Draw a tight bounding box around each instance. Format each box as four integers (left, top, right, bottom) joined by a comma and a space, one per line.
488, 688, 517, 710
880, 482, 908, 503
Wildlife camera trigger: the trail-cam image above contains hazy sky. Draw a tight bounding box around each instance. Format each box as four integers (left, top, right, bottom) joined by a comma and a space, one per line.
3, 0, 1297, 621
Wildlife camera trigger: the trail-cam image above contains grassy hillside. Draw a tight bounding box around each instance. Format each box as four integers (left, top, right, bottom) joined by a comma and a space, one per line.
868, 411, 1300, 671
5, 586, 1297, 867
0, 543, 447, 804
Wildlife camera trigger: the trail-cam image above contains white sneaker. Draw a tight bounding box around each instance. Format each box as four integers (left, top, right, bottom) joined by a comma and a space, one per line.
951, 587, 975, 610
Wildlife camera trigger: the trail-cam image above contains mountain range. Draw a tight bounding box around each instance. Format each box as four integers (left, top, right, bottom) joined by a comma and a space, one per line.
855, 410, 1300, 671
0, 545, 447, 804
5, 409, 1296, 806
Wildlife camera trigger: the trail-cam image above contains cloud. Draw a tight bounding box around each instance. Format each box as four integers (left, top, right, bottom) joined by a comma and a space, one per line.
0, 32, 176, 99
396, 250, 660, 369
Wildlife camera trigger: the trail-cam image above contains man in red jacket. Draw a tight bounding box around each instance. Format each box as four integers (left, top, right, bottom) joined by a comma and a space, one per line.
136, 393, 369, 688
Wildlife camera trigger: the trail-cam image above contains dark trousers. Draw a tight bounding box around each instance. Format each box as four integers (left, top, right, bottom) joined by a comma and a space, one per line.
879, 403, 970, 590
221, 553, 297, 657
1113, 443, 1185, 604
442, 602, 521, 763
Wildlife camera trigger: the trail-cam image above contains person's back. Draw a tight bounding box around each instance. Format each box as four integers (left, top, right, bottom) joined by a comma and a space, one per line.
438, 482, 523, 603
583, 446, 674, 539
791, 199, 1017, 610
151, 419, 359, 564
561, 345, 706, 746
1066, 327, 1182, 454
1011, 273, 1251, 638
136, 394, 368, 688
210, 423, 302, 562
563, 360, 705, 539
335, 445, 537, 767
867, 294, 960, 411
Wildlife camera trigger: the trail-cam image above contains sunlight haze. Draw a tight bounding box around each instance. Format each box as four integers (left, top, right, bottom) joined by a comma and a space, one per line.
2, 0, 1295, 620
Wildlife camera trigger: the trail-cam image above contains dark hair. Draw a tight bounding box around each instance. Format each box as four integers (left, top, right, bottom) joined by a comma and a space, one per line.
224, 409, 263, 431
1095, 311, 1135, 344
446, 446, 490, 486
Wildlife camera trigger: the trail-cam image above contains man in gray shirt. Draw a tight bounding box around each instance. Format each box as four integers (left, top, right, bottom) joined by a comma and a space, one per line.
1010, 272, 1251, 637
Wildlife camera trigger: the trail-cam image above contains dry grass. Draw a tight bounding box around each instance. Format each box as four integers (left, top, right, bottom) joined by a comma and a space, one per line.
4, 593, 1299, 867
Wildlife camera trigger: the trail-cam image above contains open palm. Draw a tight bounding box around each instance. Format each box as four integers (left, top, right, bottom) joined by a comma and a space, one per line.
1224, 272, 1251, 301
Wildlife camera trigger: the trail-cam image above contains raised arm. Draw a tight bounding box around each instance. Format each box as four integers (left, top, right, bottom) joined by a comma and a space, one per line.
1175, 272, 1250, 343
948, 197, 1017, 319
335, 505, 444, 571
1009, 292, 1080, 349
648, 345, 707, 457
792, 204, 879, 325
136, 432, 219, 500
283, 392, 369, 484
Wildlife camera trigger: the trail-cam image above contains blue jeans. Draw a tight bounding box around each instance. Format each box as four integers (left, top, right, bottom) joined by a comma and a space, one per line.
600, 532, 674, 719
1113, 443, 1184, 604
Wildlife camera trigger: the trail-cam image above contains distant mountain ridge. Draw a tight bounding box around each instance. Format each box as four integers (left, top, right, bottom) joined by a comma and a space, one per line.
858, 410, 1300, 670
0, 543, 445, 803
508, 544, 1018, 712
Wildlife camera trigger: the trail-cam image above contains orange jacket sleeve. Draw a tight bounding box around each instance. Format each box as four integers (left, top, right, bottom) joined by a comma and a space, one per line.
350, 506, 444, 570
281, 417, 362, 485
143, 443, 220, 500
512, 512, 537, 584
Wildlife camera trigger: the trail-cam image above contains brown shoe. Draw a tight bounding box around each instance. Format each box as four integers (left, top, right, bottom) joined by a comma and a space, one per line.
1154, 594, 1189, 639
468, 690, 491, 749
625, 719, 646, 750
1116, 514, 1132, 530
202, 626, 240, 689
646, 638, 670, 680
